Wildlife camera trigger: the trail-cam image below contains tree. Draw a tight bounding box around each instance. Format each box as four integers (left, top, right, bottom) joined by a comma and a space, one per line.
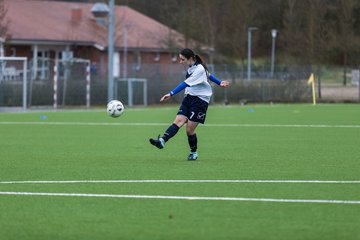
211, 0, 248, 64
0, 0, 8, 39
333, 0, 360, 85
124, 0, 360, 69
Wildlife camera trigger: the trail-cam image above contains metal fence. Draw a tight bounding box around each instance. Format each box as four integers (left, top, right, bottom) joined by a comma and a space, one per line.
0, 61, 359, 109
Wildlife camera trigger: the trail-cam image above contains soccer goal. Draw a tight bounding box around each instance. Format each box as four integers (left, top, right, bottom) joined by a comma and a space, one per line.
28, 57, 91, 108
114, 78, 148, 107
0, 57, 28, 110
51, 58, 91, 108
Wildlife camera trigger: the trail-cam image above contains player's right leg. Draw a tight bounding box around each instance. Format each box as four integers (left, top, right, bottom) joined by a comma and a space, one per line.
149, 98, 189, 149
149, 135, 166, 149
149, 115, 187, 149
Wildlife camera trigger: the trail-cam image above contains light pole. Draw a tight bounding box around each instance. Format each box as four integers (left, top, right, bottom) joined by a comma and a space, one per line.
270, 29, 277, 79
107, 0, 115, 102
91, 1, 115, 102
0, 37, 4, 57
247, 27, 257, 81
0, 37, 4, 80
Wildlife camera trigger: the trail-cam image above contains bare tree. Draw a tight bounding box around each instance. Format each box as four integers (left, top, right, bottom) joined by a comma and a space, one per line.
125, 0, 360, 68
334, 0, 360, 85
0, 0, 8, 39
306, 0, 332, 62
281, 0, 311, 63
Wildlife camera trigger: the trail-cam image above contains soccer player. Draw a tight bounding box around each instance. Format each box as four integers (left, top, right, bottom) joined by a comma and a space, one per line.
149, 48, 230, 160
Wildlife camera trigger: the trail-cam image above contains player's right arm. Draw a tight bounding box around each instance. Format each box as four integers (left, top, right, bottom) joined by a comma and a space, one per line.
160, 81, 189, 102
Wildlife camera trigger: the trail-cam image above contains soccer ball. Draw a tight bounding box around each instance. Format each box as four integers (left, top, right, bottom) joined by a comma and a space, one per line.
107, 100, 124, 118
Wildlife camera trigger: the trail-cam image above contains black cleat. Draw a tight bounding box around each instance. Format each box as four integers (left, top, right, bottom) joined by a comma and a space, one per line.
149, 135, 165, 149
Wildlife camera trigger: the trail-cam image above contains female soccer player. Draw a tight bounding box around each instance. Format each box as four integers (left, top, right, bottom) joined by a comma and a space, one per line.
149, 48, 230, 160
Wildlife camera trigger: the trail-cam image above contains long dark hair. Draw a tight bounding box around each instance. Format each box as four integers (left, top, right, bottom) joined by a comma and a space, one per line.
180, 48, 209, 74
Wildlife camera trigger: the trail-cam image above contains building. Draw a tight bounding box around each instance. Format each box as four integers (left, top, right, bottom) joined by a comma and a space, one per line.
2, 0, 199, 80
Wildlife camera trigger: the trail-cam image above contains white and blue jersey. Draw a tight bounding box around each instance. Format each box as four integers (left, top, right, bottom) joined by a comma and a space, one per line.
183, 63, 212, 103
169, 61, 222, 103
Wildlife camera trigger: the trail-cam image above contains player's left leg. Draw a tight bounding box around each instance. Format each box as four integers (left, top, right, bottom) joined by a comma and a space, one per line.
186, 120, 199, 160
185, 96, 208, 160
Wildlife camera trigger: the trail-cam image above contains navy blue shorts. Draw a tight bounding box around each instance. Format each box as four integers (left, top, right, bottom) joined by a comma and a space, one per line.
177, 95, 209, 124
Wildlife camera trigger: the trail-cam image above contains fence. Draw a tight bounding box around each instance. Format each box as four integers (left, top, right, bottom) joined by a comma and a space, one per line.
0, 61, 359, 109
0, 57, 91, 109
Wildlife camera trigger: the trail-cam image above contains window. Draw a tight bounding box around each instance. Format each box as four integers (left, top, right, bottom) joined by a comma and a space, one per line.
154, 52, 160, 62
133, 52, 141, 71
171, 53, 177, 63
31, 50, 50, 80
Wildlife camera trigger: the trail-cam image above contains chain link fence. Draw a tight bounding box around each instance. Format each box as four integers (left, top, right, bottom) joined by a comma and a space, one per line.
0, 57, 27, 109
1, 61, 359, 109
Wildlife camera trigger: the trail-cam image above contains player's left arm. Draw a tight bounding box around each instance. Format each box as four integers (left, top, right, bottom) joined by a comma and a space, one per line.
209, 74, 230, 88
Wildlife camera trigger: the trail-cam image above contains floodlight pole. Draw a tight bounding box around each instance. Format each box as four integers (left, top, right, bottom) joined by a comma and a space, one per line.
107, 0, 115, 102
270, 29, 277, 79
247, 27, 257, 81
358, 65, 360, 103
0, 37, 4, 57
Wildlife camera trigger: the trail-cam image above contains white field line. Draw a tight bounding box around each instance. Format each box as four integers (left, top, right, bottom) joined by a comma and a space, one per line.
0, 121, 360, 128
1, 180, 360, 184
0, 191, 359, 205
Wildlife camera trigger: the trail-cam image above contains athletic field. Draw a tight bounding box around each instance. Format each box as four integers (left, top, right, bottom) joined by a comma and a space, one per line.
0, 104, 359, 240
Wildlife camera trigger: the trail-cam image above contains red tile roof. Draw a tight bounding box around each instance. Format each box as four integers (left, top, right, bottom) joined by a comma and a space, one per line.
4, 0, 188, 50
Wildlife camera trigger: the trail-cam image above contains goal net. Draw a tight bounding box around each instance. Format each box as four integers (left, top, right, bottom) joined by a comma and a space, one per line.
29, 57, 91, 108
0, 57, 91, 110
115, 78, 148, 107
0, 57, 28, 110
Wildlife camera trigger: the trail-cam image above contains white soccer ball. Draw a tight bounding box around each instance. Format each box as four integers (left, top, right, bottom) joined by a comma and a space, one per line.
107, 100, 124, 118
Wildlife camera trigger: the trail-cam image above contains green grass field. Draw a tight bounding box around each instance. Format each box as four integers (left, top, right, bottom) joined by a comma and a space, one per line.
1, 104, 360, 240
